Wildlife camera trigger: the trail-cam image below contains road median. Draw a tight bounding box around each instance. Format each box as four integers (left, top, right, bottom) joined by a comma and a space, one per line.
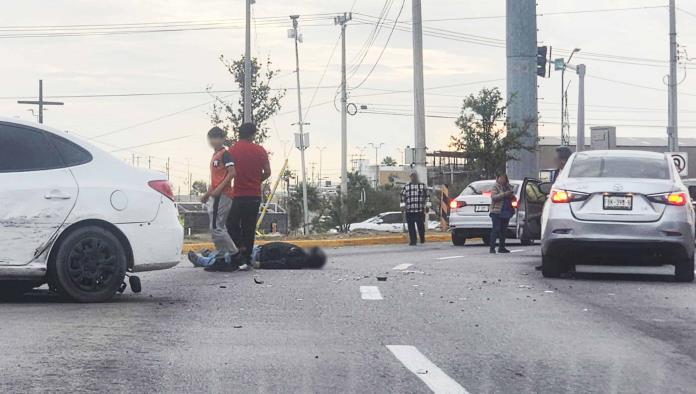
183, 232, 452, 253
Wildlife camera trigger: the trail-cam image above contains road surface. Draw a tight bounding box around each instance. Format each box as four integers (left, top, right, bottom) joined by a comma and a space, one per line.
2, 241, 696, 393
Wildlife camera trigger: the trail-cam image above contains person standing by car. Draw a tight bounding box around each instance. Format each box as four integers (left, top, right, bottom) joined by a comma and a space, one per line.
400, 171, 429, 245
551, 146, 573, 182
489, 174, 515, 254
189, 126, 239, 271
226, 122, 271, 270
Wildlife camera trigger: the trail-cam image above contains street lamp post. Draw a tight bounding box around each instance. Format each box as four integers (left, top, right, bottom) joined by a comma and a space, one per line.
561, 48, 580, 146
368, 142, 385, 188
315, 146, 327, 187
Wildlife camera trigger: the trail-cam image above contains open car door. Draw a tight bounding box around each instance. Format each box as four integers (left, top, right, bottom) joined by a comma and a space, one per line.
516, 178, 551, 241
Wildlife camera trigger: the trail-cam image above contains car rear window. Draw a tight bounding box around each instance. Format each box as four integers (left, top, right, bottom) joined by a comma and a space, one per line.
461, 181, 519, 196
568, 155, 670, 179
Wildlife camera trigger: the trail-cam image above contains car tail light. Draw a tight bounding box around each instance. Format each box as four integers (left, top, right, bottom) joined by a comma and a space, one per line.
511, 199, 518, 209
550, 189, 589, 204
148, 180, 175, 201
482, 192, 492, 197
649, 192, 688, 206
450, 200, 466, 209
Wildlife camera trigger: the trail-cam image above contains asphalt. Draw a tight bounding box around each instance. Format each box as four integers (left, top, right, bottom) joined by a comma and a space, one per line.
2, 241, 696, 393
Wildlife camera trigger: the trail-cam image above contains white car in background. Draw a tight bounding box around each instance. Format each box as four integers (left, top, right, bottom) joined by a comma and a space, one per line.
350, 211, 439, 233
449, 180, 533, 246
0, 118, 183, 302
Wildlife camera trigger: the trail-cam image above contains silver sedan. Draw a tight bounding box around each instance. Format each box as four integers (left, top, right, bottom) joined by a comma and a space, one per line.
523, 150, 695, 281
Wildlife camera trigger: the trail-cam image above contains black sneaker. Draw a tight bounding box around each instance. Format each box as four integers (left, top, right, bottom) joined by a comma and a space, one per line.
498, 248, 511, 254
489, 248, 496, 254
204, 260, 238, 272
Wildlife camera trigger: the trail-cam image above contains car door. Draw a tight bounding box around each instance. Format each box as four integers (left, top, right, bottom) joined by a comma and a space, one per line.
380, 213, 404, 232
516, 178, 550, 241
0, 123, 79, 265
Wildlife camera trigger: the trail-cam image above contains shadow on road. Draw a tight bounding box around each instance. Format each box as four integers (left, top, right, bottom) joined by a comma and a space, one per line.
0, 289, 172, 304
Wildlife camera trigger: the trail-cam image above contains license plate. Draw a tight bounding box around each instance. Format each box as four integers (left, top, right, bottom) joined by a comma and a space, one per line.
475, 205, 489, 212
603, 195, 633, 210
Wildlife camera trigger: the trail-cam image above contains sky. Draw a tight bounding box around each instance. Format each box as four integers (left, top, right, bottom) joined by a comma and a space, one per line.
1, 0, 693, 192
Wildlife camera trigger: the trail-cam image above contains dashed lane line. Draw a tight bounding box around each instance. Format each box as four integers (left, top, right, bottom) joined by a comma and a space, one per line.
360, 286, 383, 300
387, 345, 469, 394
435, 255, 464, 260
393, 263, 413, 270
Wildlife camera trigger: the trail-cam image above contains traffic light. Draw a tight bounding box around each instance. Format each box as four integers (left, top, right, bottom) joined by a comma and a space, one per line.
537, 46, 548, 77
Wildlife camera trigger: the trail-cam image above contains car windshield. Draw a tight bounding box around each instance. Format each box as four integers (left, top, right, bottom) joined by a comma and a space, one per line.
461, 181, 518, 196
568, 155, 670, 179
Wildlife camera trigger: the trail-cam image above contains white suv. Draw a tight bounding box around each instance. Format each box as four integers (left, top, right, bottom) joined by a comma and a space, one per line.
0, 118, 183, 302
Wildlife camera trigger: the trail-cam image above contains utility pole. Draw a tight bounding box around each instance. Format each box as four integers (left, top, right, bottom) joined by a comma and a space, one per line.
576, 64, 586, 152
289, 15, 310, 234
412, 0, 427, 185
148, 155, 152, 169
334, 12, 352, 197
506, 0, 539, 179
668, 0, 679, 151
244, 0, 255, 123
316, 146, 327, 187
166, 157, 170, 180
17, 80, 64, 124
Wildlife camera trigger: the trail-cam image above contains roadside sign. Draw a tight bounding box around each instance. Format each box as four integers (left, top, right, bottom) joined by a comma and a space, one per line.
669, 152, 688, 177
554, 58, 565, 71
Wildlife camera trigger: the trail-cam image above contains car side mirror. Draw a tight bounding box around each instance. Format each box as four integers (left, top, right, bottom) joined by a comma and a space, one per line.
539, 182, 552, 195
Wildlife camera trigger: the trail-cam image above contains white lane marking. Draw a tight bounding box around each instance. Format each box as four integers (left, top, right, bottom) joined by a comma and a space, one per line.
576, 265, 674, 275
510, 249, 524, 253
436, 255, 464, 260
387, 345, 469, 394
393, 263, 413, 270
360, 286, 383, 300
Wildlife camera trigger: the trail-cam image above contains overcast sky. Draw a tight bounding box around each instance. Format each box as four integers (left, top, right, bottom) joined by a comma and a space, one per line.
1, 0, 692, 191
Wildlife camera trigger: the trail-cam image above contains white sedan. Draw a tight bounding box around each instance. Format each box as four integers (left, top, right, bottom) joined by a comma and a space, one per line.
350, 211, 439, 233
0, 118, 183, 302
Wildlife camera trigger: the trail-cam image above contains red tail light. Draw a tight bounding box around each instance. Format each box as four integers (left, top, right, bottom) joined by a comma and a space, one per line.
550, 189, 589, 204
511, 199, 518, 209
667, 192, 687, 206
450, 200, 466, 209
648, 192, 688, 206
482, 192, 492, 197
148, 180, 175, 201
550, 190, 570, 203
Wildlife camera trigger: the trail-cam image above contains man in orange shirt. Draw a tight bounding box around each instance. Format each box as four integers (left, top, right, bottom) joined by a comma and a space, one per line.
188, 127, 239, 270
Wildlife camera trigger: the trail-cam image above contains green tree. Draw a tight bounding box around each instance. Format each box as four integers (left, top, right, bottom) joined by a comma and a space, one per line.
209, 55, 286, 144
191, 180, 208, 196
381, 156, 398, 166
449, 87, 537, 180
287, 183, 322, 232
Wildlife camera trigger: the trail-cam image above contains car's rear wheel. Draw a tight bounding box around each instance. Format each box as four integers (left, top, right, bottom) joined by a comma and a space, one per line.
541, 253, 566, 278
520, 238, 534, 246
0, 281, 36, 300
50, 226, 127, 303
451, 230, 466, 246
675, 254, 695, 282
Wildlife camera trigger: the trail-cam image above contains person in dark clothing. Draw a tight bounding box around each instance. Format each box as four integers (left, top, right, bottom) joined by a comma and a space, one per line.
226, 122, 271, 270
489, 174, 515, 254
400, 171, 430, 245
551, 146, 573, 182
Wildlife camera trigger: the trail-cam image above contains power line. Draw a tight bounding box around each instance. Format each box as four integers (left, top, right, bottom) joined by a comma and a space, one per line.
109, 134, 195, 152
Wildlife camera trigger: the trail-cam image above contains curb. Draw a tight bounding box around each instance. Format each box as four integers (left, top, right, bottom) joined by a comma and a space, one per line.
182, 233, 452, 253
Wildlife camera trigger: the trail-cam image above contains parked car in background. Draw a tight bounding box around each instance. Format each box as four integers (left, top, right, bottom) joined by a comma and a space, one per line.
449, 180, 533, 246
0, 118, 183, 302
350, 211, 439, 233
519, 150, 695, 281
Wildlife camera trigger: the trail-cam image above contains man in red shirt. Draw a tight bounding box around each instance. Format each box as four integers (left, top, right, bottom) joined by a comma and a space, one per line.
226, 122, 271, 269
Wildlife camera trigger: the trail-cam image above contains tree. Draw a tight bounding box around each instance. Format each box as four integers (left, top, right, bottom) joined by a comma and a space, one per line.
381, 156, 398, 166
191, 180, 208, 196
209, 55, 286, 144
449, 87, 537, 180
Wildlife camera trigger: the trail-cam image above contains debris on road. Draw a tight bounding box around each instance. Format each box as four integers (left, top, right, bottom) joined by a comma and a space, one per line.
416, 369, 428, 375
377, 276, 388, 282
233, 325, 243, 328
219, 285, 227, 289
254, 276, 264, 285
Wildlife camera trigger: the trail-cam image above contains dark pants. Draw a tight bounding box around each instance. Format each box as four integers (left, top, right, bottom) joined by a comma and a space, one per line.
489, 213, 510, 250
405, 212, 426, 245
226, 196, 261, 259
